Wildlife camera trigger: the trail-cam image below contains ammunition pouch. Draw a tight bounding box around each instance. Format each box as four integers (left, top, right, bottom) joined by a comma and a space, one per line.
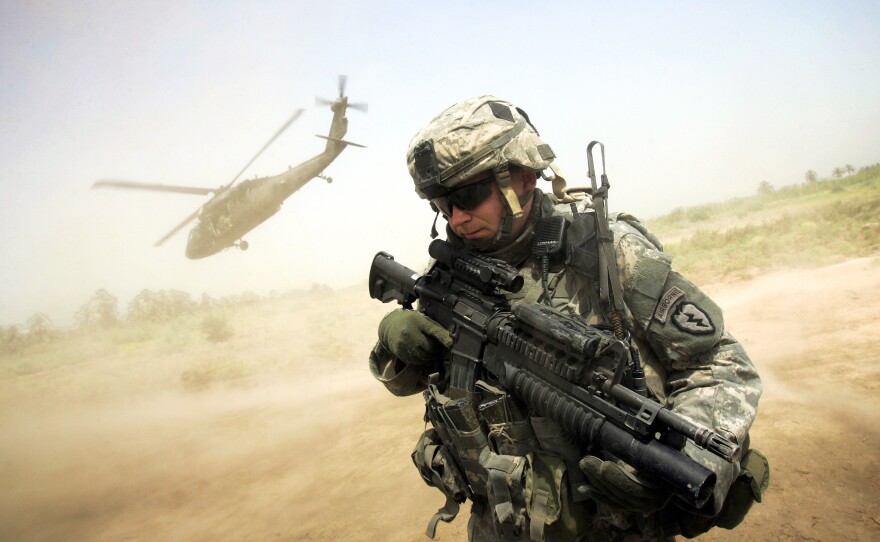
488, 419, 538, 457
416, 382, 588, 540
430, 389, 492, 499
482, 391, 539, 457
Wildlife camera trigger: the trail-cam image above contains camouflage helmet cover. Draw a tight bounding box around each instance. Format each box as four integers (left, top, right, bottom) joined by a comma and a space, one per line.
406, 95, 556, 200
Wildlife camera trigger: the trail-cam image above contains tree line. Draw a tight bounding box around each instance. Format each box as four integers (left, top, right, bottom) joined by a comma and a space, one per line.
0, 287, 272, 354
759, 163, 868, 196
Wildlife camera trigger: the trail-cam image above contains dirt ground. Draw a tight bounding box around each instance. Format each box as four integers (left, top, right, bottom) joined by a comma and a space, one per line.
2, 258, 879, 541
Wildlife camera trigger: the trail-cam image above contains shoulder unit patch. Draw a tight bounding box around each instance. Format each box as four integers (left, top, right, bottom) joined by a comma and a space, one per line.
653, 286, 685, 323
671, 302, 715, 335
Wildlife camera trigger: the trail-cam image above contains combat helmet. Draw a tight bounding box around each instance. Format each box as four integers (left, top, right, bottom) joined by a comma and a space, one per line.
406, 96, 569, 222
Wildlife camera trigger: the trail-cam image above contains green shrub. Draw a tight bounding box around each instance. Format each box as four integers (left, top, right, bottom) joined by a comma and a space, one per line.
180, 356, 249, 391
201, 312, 233, 343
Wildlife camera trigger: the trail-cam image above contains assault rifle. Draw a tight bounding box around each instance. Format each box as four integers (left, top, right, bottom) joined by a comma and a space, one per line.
369, 239, 740, 509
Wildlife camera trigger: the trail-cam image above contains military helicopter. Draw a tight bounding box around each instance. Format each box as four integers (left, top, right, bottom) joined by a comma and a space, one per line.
93, 76, 365, 259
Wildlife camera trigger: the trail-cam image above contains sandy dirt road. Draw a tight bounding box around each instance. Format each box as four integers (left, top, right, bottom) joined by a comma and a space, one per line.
2, 258, 879, 541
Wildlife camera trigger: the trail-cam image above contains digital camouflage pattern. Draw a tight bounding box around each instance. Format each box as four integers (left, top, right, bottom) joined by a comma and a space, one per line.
507, 194, 761, 515
370, 189, 763, 539
613, 216, 760, 516
406, 96, 555, 197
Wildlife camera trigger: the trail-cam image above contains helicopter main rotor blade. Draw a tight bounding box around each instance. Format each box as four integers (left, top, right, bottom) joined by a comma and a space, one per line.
226, 108, 305, 188
93, 179, 216, 196
154, 207, 202, 247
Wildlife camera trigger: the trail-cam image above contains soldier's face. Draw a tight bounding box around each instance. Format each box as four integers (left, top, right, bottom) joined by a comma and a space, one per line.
446, 169, 536, 242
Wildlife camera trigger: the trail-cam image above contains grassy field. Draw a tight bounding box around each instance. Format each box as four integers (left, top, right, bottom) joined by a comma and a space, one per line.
645, 165, 880, 284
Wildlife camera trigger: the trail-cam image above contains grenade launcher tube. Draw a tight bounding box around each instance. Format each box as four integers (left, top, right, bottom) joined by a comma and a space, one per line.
483, 320, 715, 509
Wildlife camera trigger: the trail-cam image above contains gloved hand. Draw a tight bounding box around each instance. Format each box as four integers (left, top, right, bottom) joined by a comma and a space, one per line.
578, 456, 671, 513
378, 309, 453, 366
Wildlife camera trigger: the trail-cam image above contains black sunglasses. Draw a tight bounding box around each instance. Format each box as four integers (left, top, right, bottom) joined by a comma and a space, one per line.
431, 176, 495, 216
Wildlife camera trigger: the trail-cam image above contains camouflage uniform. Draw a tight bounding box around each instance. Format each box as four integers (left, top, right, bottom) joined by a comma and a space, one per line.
370, 96, 764, 541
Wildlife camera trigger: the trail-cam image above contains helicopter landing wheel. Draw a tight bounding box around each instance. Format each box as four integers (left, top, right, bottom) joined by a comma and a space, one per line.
239, 240, 249, 251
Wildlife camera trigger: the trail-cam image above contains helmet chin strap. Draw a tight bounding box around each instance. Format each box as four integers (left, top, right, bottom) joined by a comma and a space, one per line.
467, 169, 534, 253
470, 188, 538, 264
494, 165, 524, 220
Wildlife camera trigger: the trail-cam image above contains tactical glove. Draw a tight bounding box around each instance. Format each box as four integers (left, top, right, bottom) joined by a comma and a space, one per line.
378, 309, 453, 366
674, 448, 770, 537
578, 456, 671, 513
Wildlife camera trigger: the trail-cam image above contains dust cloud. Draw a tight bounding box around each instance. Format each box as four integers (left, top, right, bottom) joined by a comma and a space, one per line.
2, 260, 880, 541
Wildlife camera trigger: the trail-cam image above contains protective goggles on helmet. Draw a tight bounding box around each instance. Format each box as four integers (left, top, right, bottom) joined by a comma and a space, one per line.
430, 174, 496, 217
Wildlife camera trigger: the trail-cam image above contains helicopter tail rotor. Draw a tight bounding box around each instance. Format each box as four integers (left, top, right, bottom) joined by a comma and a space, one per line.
316, 74, 368, 112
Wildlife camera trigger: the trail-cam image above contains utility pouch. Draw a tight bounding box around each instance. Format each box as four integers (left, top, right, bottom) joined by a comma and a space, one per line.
419, 388, 485, 538
714, 449, 770, 529
564, 211, 600, 280
530, 417, 588, 503
483, 453, 530, 541
412, 428, 469, 538
412, 428, 469, 502
524, 453, 567, 541
529, 417, 581, 461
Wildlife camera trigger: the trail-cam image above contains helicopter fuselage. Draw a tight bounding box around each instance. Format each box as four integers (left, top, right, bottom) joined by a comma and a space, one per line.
184, 102, 352, 259
93, 78, 362, 259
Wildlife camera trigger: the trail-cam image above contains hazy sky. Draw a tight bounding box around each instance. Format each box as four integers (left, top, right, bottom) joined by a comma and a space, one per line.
2, 1, 878, 327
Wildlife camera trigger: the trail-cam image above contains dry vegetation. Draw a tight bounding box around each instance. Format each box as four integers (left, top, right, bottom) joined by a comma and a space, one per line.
645, 165, 880, 284
2, 167, 880, 541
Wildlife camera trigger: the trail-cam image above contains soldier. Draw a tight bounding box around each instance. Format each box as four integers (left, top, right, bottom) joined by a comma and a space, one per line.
369, 96, 768, 541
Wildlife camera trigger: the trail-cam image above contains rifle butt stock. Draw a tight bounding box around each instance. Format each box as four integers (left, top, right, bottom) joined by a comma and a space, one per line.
369, 252, 419, 306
